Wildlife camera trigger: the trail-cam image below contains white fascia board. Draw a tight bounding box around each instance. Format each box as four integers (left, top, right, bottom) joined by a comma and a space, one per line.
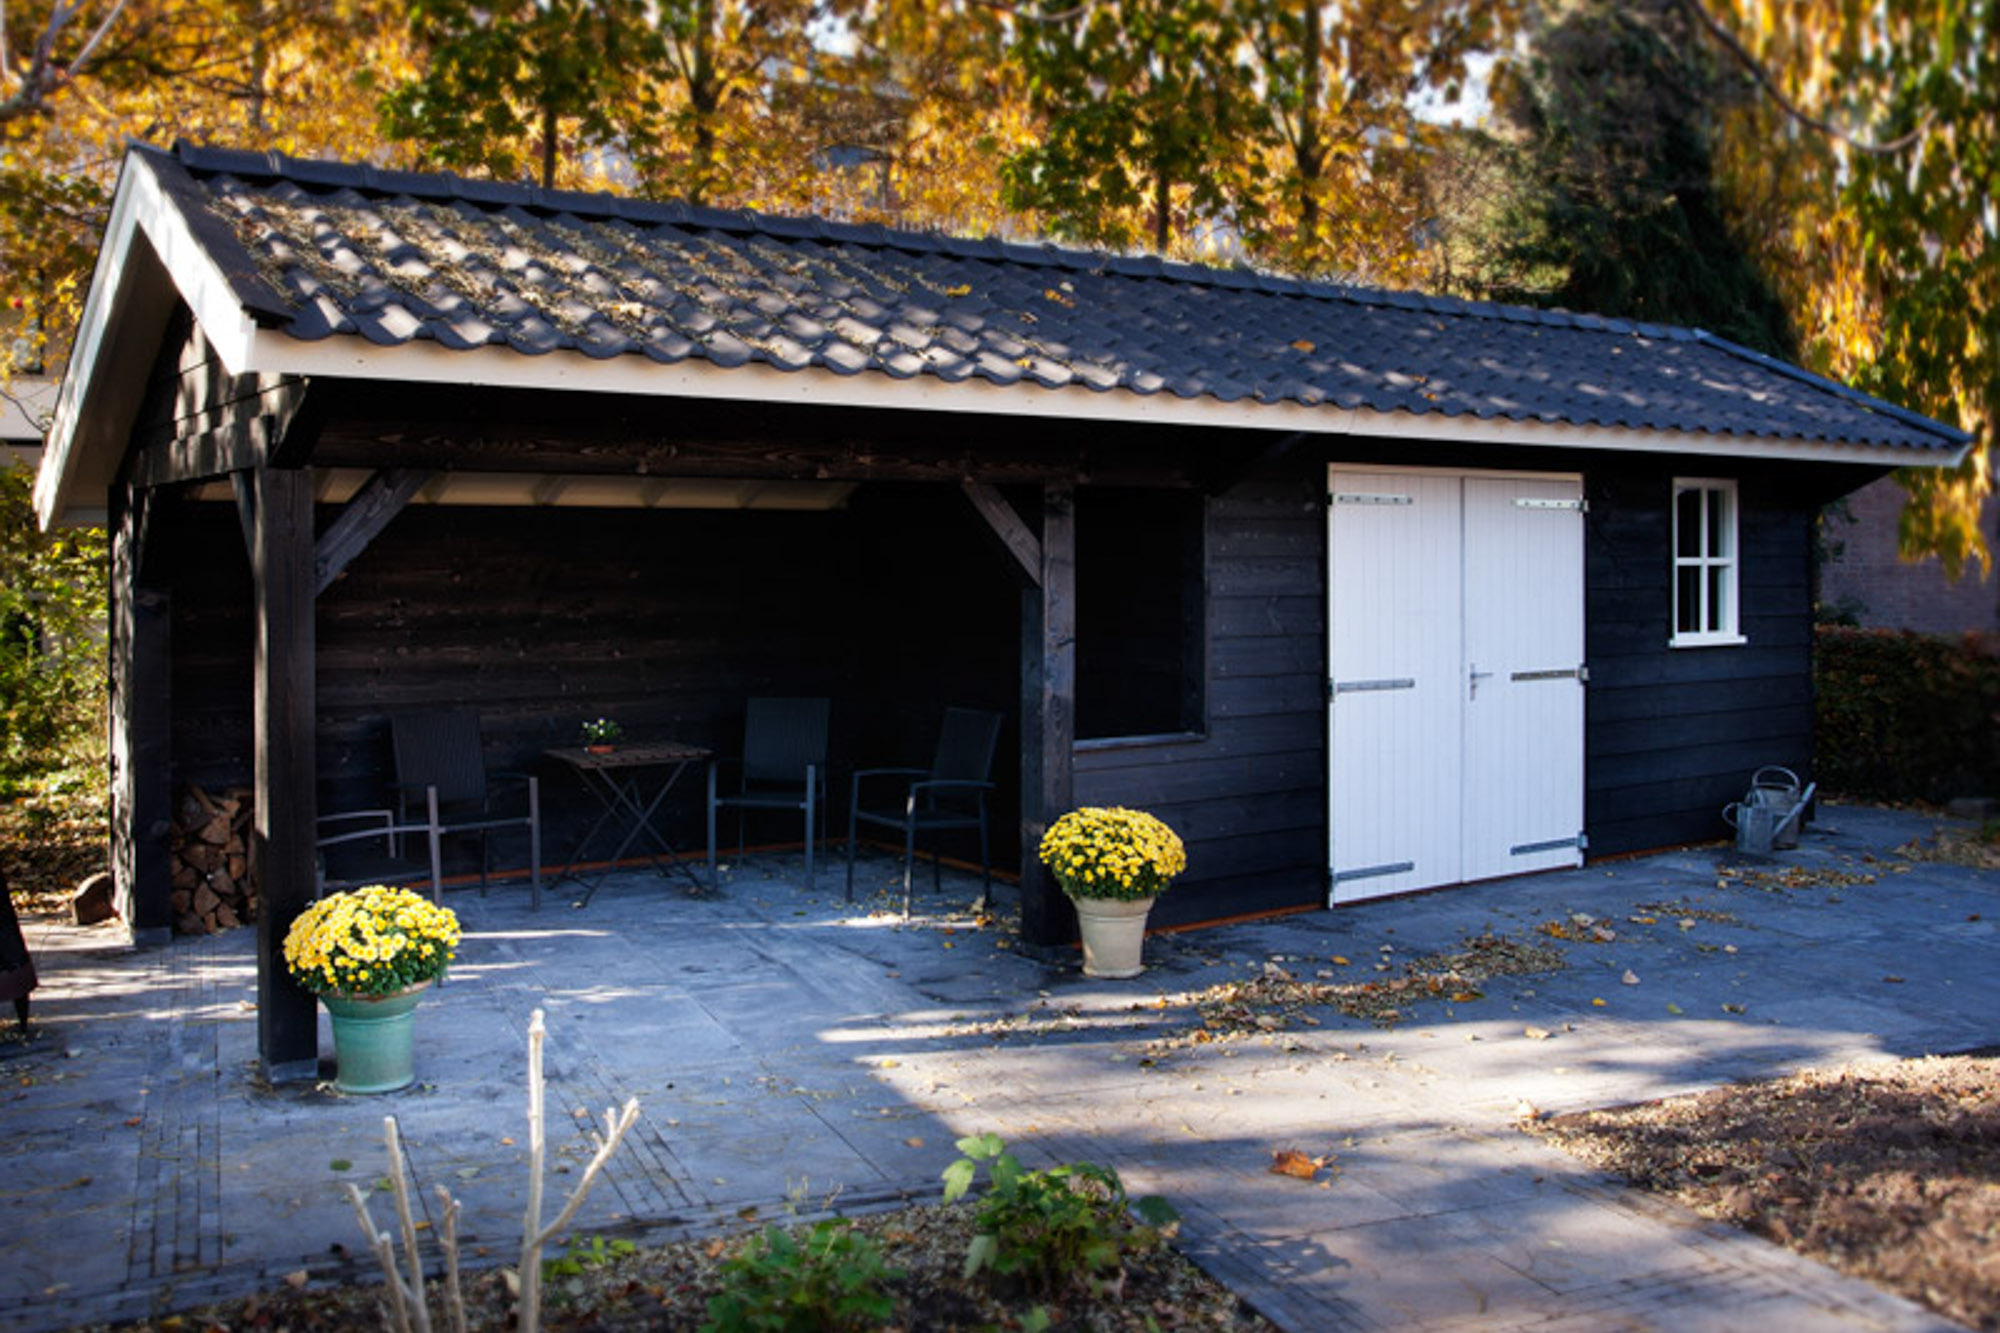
35, 152, 262, 530
250, 331, 1967, 470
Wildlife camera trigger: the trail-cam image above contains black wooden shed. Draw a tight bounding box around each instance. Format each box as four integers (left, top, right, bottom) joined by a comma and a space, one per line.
36, 144, 1969, 1078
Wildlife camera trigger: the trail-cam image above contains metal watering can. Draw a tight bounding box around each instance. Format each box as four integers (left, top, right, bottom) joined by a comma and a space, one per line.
1723, 766, 1817, 854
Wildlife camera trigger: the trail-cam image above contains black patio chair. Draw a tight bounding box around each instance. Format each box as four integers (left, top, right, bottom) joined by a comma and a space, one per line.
706, 697, 832, 889
845, 707, 1002, 915
315, 785, 444, 901
390, 710, 543, 908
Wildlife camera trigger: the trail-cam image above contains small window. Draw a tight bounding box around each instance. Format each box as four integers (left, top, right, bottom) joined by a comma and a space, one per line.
1671, 478, 1744, 646
1076, 488, 1205, 740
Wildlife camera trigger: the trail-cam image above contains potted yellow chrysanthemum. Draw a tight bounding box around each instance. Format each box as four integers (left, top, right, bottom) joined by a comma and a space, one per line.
1038, 807, 1186, 978
282, 884, 461, 1093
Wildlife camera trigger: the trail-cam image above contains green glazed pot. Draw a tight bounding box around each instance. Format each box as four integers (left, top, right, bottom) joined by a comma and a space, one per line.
322, 982, 431, 1094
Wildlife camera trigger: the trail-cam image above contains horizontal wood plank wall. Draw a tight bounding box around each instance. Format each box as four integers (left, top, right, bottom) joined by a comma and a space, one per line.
1074, 474, 1326, 928
158, 489, 1030, 884
1584, 464, 1816, 853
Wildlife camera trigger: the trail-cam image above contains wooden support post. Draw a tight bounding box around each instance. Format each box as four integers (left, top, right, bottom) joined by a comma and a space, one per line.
1019, 482, 1077, 951
250, 467, 318, 1081
109, 487, 173, 944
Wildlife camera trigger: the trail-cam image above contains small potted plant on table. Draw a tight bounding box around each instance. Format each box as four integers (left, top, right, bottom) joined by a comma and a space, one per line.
1039, 806, 1186, 978
283, 884, 461, 1093
581, 718, 623, 754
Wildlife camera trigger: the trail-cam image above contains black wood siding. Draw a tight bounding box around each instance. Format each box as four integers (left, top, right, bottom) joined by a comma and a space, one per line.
1584, 462, 1819, 854
158, 488, 1027, 879
1075, 474, 1327, 928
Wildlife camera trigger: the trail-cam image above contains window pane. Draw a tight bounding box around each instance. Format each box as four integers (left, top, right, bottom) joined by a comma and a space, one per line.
1708, 565, 1731, 633
1677, 565, 1703, 634
1706, 488, 1729, 558
1076, 487, 1204, 739
1676, 488, 1703, 558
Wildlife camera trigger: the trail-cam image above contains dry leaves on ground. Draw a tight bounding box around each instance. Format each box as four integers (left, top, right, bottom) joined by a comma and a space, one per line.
1897, 825, 2000, 871
71, 1200, 1275, 1333
1527, 1053, 2000, 1332
1154, 929, 1565, 1048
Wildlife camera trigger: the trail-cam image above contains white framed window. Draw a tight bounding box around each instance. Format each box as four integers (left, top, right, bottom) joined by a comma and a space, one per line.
1672, 478, 1744, 646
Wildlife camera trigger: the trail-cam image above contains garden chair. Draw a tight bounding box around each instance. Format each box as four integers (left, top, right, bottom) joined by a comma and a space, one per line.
390, 710, 543, 908
315, 786, 444, 901
706, 697, 832, 889
845, 707, 1002, 915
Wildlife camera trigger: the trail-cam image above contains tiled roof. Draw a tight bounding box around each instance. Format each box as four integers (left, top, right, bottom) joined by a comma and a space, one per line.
147, 143, 1966, 453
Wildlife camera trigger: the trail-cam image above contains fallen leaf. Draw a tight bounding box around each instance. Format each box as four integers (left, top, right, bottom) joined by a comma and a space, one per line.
1269, 1149, 1325, 1180
943, 283, 971, 297
1524, 1026, 1553, 1041
1290, 338, 1315, 353
283, 1270, 309, 1290
1666, 1002, 1685, 1015
1330, 956, 1349, 966
1722, 1003, 1746, 1014
1883, 975, 1905, 984
1591, 997, 1607, 1007
1514, 1099, 1543, 1121
905, 1137, 924, 1148
1622, 970, 1641, 986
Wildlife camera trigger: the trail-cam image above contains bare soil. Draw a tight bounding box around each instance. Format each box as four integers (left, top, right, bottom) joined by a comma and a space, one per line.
1527, 1053, 2000, 1331
70, 1201, 1275, 1332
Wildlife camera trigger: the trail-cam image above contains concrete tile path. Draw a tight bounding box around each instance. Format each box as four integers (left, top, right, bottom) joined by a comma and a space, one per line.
1, 803, 1992, 1332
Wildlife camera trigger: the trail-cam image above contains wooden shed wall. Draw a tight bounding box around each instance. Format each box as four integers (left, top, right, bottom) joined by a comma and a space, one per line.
157, 488, 1025, 880
1583, 461, 1820, 854
1076, 473, 1328, 928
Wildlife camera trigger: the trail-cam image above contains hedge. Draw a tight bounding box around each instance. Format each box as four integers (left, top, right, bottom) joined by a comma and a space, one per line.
1815, 626, 2000, 803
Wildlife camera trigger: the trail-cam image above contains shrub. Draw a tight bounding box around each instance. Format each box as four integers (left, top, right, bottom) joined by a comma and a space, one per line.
1815, 627, 2000, 802
942, 1133, 1179, 1297
700, 1220, 898, 1333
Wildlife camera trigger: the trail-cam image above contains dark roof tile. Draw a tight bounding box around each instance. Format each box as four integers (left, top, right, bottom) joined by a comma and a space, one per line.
153, 142, 1968, 454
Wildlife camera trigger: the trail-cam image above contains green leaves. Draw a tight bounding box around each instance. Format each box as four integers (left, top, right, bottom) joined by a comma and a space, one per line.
940, 1133, 1179, 1297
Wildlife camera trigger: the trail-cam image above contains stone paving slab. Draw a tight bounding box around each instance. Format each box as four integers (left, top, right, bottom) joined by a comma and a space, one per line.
1, 802, 1991, 1332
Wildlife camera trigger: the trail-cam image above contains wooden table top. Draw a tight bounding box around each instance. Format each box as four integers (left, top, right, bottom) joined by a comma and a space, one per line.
545, 741, 712, 771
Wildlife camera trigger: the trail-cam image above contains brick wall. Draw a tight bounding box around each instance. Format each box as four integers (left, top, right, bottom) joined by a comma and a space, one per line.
1819, 475, 1999, 635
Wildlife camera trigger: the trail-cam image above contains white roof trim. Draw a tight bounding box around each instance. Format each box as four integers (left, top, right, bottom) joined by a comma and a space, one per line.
251, 330, 1965, 469
36, 152, 263, 528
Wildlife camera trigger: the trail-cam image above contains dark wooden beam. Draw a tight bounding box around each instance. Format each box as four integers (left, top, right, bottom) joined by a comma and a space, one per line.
108, 486, 173, 944
1018, 482, 1078, 951
962, 482, 1042, 586
314, 469, 433, 595
251, 467, 319, 1082
1205, 430, 1306, 496
128, 380, 310, 488
231, 471, 257, 557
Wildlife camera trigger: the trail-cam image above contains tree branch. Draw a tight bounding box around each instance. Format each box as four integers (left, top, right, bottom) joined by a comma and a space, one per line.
0, 0, 132, 124
1670, 0, 1925, 155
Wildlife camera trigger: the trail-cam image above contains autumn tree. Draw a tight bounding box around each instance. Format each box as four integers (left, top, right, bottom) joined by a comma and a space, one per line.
379, 0, 658, 190
1699, 0, 1996, 578
1446, 0, 1795, 355
1005, 0, 1263, 251
1239, 0, 1514, 284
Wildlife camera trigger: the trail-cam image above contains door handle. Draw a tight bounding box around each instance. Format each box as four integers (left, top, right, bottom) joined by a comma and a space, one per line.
1469, 663, 1494, 699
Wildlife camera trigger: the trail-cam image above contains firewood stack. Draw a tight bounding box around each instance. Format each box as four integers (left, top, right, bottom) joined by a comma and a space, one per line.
170, 786, 259, 934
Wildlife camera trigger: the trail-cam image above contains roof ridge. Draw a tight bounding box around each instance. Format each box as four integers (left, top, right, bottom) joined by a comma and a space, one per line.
1690, 330, 1974, 446
168, 141, 1703, 344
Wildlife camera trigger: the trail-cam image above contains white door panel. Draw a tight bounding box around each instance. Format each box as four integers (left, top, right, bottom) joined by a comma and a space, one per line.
1328, 470, 1584, 905
1327, 472, 1462, 902
1462, 478, 1586, 881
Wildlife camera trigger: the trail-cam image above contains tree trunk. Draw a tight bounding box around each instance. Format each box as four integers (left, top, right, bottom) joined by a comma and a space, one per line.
1153, 169, 1171, 252
1298, 0, 1325, 238
540, 100, 557, 190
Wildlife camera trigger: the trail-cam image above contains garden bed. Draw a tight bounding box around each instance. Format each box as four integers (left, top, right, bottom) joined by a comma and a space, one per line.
1526, 1053, 2000, 1331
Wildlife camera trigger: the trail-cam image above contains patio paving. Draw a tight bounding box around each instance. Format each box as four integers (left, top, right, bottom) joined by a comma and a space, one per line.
1, 803, 1993, 1332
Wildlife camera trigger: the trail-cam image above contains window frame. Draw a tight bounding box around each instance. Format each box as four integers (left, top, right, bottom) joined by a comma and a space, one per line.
1670, 477, 1746, 647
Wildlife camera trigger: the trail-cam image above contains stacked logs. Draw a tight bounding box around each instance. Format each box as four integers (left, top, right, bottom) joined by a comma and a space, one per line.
170, 786, 259, 934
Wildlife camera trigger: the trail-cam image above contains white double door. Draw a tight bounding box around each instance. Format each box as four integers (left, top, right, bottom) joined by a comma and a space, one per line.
1327, 468, 1584, 904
